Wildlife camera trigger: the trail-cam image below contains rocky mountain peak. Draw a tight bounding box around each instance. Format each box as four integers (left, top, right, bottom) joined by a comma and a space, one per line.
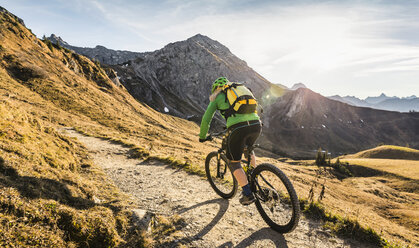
291, 83, 307, 90
95, 45, 107, 49
405, 95, 417, 99
159, 33, 232, 57
365, 93, 398, 105
187, 33, 211, 42
109, 34, 272, 120
47, 34, 69, 46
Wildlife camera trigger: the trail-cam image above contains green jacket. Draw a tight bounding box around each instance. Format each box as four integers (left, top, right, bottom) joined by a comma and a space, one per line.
199, 92, 260, 139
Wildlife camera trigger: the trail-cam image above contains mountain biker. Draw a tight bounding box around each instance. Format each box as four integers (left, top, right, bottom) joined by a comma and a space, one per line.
199, 77, 262, 205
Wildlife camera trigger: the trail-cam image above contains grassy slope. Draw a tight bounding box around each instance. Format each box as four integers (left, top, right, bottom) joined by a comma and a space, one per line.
340, 158, 419, 181
325, 146, 419, 246
346, 145, 419, 160
0, 11, 417, 248
0, 11, 214, 247
282, 161, 418, 247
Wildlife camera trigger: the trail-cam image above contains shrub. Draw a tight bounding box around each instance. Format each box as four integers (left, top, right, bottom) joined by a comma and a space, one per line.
315, 148, 330, 166
43, 39, 54, 52
331, 158, 352, 177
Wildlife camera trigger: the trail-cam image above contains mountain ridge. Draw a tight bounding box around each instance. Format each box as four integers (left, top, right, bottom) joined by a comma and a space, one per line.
46, 34, 143, 65
50, 33, 419, 157
329, 93, 419, 112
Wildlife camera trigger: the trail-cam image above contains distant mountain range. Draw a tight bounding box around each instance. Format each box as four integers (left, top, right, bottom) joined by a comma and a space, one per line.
47, 34, 419, 158
46, 34, 142, 65
329, 93, 419, 112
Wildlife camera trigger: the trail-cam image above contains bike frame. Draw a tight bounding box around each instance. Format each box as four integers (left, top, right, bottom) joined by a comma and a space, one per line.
214, 141, 274, 202
206, 131, 301, 233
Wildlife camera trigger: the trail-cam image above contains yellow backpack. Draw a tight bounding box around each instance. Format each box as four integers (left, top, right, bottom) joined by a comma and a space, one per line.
221, 82, 258, 119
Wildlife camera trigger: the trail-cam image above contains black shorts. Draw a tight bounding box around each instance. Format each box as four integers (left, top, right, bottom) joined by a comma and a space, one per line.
224, 120, 262, 161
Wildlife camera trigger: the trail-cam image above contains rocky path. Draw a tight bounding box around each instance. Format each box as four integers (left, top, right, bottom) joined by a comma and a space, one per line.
62, 128, 367, 248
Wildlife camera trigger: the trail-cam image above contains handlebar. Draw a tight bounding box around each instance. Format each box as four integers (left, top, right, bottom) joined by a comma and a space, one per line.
204, 129, 227, 142
209, 129, 227, 137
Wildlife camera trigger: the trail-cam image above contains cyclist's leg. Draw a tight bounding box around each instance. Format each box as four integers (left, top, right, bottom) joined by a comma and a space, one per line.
225, 126, 249, 186
244, 148, 256, 167
229, 160, 248, 187
226, 133, 248, 186
245, 124, 262, 168
250, 151, 257, 167
226, 123, 261, 174
226, 124, 260, 204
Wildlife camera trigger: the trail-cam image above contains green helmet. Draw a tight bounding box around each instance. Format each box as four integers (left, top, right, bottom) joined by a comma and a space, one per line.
211, 77, 229, 93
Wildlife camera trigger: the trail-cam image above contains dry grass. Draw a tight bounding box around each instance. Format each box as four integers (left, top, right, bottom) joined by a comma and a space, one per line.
150, 215, 186, 247
0, 9, 416, 248
0, 11, 209, 247
0, 99, 134, 247
346, 145, 419, 160
282, 151, 419, 247
339, 158, 419, 180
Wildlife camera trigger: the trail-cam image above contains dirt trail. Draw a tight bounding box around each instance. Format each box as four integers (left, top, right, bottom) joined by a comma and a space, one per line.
62, 128, 368, 248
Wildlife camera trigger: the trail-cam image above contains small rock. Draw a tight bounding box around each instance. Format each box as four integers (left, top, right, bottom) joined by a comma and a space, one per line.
93, 196, 102, 204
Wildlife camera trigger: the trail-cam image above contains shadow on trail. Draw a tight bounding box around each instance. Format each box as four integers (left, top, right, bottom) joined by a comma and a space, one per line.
158, 198, 230, 247
177, 198, 230, 240
217, 227, 288, 248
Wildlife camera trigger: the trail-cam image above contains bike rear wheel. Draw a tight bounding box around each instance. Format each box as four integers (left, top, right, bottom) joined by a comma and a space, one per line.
205, 151, 238, 199
251, 163, 300, 233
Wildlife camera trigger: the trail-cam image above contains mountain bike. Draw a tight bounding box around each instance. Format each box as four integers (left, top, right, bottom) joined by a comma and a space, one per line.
204, 130, 300, 233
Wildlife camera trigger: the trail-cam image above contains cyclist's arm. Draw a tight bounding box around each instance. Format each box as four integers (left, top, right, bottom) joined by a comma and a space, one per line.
199, 101, 217, 140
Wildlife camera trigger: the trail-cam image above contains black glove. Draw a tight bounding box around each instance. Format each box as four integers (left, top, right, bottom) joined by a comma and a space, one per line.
199, 136, 213, 142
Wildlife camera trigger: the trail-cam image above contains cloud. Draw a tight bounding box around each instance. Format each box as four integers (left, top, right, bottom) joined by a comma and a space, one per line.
72, 1, 419, 70
8, 0, 417, 96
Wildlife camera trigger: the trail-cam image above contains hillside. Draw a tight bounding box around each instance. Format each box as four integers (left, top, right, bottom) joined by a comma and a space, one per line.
262, 88, 419, 157
1, 7, 418, 247
345, 145, 419, 160
0, 8, 212, 246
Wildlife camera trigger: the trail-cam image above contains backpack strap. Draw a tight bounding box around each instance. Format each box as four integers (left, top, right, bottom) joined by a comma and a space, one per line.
223, 82, 242, 91
222, 82, 242, 103
220, 107, 235, 120
220, 82, 251, 120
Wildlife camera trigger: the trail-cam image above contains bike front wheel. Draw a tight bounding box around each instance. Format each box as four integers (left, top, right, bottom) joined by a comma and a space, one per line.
205, 151, 238, 199
251, 163, 300, 233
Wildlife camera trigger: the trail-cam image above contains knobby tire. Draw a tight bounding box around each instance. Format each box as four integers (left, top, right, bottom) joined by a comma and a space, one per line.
251, 163, 300, 233
205, 151, 238, 199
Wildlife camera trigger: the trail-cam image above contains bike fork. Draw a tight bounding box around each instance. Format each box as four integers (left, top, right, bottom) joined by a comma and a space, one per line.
216, 151, 226, 179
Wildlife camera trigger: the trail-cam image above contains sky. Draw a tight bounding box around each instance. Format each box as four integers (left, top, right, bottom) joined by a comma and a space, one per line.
2, 0, 419, 98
